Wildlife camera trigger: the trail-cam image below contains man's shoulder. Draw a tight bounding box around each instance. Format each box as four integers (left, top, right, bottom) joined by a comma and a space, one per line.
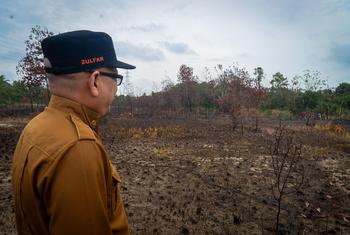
22, 108, 97, 155
69, 114, 96, 141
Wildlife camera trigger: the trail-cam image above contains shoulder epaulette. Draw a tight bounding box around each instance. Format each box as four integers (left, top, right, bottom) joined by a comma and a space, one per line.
70, 114, 96, 140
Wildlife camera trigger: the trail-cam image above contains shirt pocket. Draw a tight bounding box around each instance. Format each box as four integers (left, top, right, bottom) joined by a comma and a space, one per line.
111, 169, 122, 214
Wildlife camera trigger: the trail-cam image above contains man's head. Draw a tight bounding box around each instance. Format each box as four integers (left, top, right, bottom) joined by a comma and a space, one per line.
41, 30, 135, 116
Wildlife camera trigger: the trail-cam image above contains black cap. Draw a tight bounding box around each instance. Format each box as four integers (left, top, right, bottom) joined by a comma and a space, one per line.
41, 30, 135, 75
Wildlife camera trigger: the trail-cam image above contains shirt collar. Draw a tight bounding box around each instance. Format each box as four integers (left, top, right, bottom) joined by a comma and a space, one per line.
48, 95, 101, 131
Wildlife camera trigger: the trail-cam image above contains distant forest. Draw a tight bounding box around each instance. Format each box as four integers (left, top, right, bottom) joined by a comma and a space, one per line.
1, 26, 349, 120
1, 64, 350, 120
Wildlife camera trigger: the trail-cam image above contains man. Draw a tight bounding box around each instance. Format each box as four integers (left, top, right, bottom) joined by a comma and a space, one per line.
12, 30, 135, 235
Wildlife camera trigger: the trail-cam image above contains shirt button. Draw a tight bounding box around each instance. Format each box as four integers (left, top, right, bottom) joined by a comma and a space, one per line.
91, 120, 96, 126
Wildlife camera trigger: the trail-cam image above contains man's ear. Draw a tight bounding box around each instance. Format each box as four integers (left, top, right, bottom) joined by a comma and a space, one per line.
88, 71, 100, 97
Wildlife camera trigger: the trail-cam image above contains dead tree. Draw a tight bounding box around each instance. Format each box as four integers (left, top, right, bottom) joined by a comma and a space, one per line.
252, 67, 266, 132
177, 64, 198, 114
16, 26, 54, 110
215, 64, 252, 133
269, 123, 305, 234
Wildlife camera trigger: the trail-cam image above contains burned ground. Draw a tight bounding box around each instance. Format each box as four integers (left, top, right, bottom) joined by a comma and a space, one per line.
1, 116, 350, 234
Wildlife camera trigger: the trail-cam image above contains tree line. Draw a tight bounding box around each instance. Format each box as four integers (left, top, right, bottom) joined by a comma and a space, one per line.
117, 64, 350, 120
1, 26, 349, 122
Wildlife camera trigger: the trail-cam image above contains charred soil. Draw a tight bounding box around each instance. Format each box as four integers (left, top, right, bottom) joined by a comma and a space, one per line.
1, 116, 350, 234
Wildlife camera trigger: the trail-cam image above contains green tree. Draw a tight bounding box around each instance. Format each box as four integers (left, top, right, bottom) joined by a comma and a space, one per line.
0, 75, 12, 104
254, 67, 264, 89
335, 82, 350, 116
335, 82, 350, 96
295, 90, 322, 112
11, 80, 26, 103
269, 72, 289, 109
271, 72, 289, 90
0, 75, 27, 104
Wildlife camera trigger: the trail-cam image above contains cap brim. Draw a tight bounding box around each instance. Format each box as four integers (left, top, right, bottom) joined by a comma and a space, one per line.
116, 60, 136, 69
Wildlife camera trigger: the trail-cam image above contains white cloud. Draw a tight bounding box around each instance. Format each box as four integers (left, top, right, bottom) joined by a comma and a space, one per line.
160, 41, 196, 54
1, 0, 350, 91
116, 41, 165, 62
118, 23, 166, 33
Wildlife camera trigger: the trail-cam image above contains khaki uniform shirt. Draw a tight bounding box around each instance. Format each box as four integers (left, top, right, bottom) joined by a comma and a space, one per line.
12, 95, 130, 235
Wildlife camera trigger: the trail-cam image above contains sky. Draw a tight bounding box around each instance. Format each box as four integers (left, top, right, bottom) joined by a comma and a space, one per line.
1, 0, 350, 95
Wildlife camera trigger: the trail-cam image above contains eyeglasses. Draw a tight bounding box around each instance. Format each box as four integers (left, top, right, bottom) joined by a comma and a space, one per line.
86, 70, 123, 86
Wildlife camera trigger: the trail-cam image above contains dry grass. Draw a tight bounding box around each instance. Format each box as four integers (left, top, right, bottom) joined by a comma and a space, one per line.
104, 126, 186, 139
314, 122, 346, 135
313, 122, 350, 153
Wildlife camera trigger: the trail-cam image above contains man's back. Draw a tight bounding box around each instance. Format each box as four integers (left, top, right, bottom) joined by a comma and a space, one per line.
12, 95, 129, 235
